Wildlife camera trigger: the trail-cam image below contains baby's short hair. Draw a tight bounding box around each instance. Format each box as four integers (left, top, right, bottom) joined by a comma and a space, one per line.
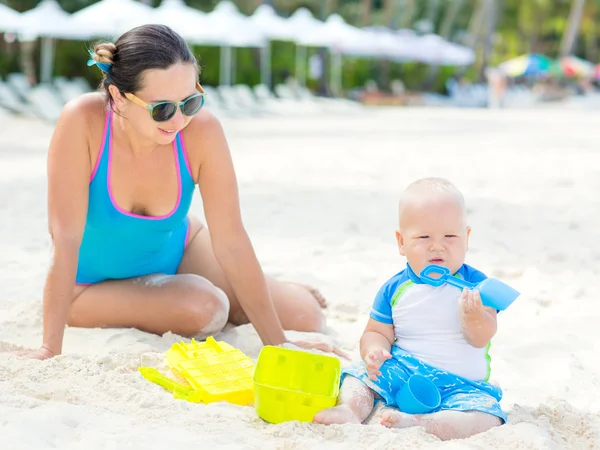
398, 177, 466, 226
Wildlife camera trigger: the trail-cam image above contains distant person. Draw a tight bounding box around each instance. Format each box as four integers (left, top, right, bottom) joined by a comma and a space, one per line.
308, 54, 323, 81
485, 67, 506, 108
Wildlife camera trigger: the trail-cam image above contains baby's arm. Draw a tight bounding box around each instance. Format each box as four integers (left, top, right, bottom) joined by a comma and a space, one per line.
458, 288, 498, 348
360, 319, 395, 379
360, 319, 394, 356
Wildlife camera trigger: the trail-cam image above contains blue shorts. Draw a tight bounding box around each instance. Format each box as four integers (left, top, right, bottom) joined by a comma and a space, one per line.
342, 346, 506, 423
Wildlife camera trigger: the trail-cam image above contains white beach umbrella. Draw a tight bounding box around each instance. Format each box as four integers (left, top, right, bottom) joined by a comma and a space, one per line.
298, 14, 375, 95
204, 1, 266, 86
18, 0, 89, 39
204, 1, 265, 47
249, 4, 293, 41
412, 34, 446, 64
306, 14, 375, 56
413, 34, 474, 66
71, 0, 154, 39
386, 28, 424, 62
248, 4, 295, 88
153, 0, 221, 45
362, 26, 421, 61
0, 3, 21, 33
17, 0, 93, 85
298, 14, 353, 48
284, 8, 326, 87
286, 7, 326, 40
438, 42, 474, 66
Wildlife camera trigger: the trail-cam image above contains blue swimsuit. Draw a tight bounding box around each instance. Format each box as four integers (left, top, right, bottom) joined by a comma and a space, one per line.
76, 110, 196, 285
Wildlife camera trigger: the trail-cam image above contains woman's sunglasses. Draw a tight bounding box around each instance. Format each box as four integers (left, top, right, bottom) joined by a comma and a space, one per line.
124, 83, 206, 123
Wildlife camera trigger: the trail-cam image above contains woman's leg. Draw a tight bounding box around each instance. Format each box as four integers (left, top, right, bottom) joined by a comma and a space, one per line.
380, 410, 502, 441
313, 376, 375, 424
177, 217, 327, 333
68, 273, 230, 338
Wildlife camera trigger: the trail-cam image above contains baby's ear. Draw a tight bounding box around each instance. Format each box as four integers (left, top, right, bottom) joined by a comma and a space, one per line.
465, 226, 472, 251
395, 230, 406, 256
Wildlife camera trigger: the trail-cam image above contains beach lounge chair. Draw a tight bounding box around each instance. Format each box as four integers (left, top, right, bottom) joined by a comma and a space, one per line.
26, 84, 65, 123
274, 84, 323, 114
0, 80, 32, 115
0, 104, 11, 117
54, 77, 90, 104
251, 84, 310, 116
6, 73, 32, 101
72, 77, 93, 93
217, 85, 264, 117
201, 85, 243, 118
295, 86, 363, 114
230, 84, 278, 116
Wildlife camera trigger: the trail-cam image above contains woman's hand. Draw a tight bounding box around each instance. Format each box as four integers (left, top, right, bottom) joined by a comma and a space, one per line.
288, 340, 351, 360
12, 347, 55, 360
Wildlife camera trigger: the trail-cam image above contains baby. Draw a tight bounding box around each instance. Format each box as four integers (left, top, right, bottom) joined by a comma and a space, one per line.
314, 177, 506, 441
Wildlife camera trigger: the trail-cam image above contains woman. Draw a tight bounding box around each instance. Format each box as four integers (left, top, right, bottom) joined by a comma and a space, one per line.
19, 24, 337, 360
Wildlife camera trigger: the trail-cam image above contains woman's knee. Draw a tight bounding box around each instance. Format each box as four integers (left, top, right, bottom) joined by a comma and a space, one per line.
175, 274, 230, 338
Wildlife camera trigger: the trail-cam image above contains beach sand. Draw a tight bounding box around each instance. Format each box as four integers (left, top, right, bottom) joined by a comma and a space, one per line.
1, 106, 599, 449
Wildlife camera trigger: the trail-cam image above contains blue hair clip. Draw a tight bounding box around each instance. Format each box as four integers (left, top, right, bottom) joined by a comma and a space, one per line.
87, 49, 112, 74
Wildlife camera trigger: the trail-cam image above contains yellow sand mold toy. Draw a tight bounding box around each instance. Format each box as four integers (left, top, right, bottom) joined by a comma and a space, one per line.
139, 336, 255, 406
253, 345, 341, 424
139, 338, 342, 423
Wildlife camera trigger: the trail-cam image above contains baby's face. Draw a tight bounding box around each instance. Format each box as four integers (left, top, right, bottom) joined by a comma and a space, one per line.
396, 197, 470, 277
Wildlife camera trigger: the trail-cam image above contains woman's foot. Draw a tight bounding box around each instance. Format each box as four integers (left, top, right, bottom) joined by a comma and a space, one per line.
313, 405, 362, 425
295, 283, 328, 309
380, 410, 419, 429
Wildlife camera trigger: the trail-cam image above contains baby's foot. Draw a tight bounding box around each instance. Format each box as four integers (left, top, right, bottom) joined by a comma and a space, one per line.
313, 405, 362, 425
380, 410, 419, 429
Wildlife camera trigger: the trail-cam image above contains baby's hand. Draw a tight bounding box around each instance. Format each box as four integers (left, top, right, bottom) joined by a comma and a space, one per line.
458, 288, 498, 347
459, 288, 485, 318
364, 347, 392, 381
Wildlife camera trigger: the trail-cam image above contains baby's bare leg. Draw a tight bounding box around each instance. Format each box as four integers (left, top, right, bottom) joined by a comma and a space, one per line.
313, 376, 375, 425
381, 410, 502, 441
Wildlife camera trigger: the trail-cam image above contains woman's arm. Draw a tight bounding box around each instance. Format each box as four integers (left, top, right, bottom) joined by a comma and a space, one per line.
191, 113, 286, 345
41, 99, 93, 356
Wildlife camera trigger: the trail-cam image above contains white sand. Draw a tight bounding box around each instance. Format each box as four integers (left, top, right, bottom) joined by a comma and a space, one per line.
1, 106, 599, 449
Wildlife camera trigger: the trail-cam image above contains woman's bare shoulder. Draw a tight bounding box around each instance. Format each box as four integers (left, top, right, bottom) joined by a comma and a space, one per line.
181, 109, 227, 180
49, 92, 108, 167
61, 92, 107, 126
183, 108, 223, 143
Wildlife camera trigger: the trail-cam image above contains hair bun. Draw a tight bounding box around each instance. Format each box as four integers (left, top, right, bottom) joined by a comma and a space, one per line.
92, 42, 117, 64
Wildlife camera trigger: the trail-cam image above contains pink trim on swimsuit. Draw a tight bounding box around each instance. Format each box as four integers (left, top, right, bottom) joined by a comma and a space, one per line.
90, 109, 110, 182
107, 118, 183, 221
179, 132, 194, 181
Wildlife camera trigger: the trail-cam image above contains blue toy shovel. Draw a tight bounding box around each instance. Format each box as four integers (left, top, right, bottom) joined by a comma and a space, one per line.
419, 264, 520, 311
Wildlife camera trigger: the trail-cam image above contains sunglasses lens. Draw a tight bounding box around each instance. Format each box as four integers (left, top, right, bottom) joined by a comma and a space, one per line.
152, 103, 177, 122
182, 95, 205, 116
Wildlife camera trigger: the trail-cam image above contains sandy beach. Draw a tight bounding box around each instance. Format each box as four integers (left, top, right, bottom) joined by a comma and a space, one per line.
1, 105, 599, 449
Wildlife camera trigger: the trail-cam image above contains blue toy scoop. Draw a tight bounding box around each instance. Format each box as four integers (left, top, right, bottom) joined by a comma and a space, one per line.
419, 264, 520, 311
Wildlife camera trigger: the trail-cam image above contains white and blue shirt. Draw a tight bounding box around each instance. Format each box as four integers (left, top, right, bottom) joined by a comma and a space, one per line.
370, 263, 492, 381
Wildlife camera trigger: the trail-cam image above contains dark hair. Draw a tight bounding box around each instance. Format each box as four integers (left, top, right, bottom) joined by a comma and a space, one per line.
89, 24, 199, 106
